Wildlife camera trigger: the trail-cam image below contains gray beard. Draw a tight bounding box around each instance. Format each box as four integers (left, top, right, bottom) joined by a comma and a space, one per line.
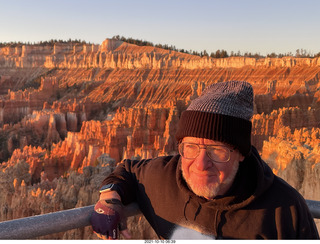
181, 160, 239, 199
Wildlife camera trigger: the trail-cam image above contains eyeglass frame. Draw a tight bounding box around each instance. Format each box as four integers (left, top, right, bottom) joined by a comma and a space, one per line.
178, 142, 235, 163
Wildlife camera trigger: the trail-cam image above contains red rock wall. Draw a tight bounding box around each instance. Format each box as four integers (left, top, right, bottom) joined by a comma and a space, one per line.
1, 39, 320, 238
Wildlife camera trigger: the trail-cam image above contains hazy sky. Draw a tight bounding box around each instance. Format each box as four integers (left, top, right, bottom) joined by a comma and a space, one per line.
1, 0, 319, 55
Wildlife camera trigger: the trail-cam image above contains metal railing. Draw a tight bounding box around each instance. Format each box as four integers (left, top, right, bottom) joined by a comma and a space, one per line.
0, 202, 140, 239
0, 200, 319, 239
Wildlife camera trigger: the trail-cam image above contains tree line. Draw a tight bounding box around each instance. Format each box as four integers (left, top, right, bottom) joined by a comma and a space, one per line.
1, 36, 320, 58
112, 35, 320, 58
112, 35, 231, 58
0, 39, 89, 48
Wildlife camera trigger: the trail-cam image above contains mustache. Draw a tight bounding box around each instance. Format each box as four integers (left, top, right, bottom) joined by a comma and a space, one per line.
190, 168, 219, 177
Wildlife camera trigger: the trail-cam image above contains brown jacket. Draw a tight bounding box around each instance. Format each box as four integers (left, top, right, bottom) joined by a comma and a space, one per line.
101, 146, 319, 239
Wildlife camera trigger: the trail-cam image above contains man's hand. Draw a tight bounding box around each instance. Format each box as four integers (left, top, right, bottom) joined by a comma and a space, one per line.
90, 199, 131, 239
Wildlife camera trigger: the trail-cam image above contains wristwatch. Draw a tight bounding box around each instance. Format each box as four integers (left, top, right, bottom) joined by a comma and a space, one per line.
99, 183, 120, 194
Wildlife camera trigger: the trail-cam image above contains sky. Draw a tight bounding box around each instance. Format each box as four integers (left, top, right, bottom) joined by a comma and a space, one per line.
1, 0, 320, 56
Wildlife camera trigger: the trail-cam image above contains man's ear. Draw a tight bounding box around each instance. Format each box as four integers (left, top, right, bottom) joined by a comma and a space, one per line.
239, 154, 245, 162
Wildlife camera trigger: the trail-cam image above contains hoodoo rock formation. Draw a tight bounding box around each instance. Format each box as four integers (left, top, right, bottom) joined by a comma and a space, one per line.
0, 38, 319, 238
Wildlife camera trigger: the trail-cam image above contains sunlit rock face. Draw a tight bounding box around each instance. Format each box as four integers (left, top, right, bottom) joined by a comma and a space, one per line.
0, 39, 320, 238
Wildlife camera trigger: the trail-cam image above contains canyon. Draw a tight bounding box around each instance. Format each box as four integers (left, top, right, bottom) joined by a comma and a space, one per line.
0, 38, 319, 239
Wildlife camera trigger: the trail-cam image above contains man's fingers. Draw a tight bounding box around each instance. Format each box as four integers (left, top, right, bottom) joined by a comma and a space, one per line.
120, 229, 132, 239
94, 232, 108, 240
94, 226, 131, 239
94, 230, 118, 240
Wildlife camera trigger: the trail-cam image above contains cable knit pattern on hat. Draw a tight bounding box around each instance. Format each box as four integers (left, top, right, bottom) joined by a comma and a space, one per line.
186, 81, 253, 121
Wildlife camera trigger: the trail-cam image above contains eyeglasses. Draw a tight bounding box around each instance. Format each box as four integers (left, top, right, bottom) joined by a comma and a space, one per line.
178, 142, 234, 163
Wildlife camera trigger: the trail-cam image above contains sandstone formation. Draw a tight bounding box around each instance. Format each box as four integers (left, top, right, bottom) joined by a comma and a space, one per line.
2, 39, 320, 70
0, 155, 157, 239
0, 38, 320, 238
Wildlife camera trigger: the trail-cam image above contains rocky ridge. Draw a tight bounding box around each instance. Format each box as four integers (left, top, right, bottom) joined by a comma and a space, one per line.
2, 39, 320, 69
0, 38, 319, 238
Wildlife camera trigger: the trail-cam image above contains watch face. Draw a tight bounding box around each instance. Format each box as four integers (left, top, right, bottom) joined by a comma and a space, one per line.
100, 184, 114, 192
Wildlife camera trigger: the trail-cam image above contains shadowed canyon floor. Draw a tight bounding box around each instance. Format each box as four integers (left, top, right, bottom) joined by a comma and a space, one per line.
0, 39, 319, 238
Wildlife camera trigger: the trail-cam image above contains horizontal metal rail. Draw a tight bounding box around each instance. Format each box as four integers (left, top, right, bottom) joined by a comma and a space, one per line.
306, 200, 320, 219
0, 200, 319, 239
0, 202, 140, 240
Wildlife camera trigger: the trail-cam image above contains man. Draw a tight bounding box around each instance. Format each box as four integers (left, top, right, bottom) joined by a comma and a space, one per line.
90, 81, 319, 239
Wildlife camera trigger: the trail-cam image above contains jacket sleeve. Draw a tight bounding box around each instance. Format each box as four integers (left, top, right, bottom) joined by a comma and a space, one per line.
99, 158, 151, 205
295, 198, 319, 239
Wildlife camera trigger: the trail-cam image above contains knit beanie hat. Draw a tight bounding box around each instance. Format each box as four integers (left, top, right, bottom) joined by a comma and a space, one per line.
175, 81, 254, 156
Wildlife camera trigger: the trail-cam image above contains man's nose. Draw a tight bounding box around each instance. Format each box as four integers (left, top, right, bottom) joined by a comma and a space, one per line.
194, 148, 213, 171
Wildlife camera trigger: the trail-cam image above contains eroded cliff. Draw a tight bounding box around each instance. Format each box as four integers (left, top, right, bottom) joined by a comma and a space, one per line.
0, 38, 319, 238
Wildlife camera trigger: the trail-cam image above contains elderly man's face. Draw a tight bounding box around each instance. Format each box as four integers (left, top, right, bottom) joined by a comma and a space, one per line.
180, 137, 244, 199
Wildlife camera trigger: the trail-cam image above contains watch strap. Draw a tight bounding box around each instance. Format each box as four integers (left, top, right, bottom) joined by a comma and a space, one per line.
104, 199, 123, 205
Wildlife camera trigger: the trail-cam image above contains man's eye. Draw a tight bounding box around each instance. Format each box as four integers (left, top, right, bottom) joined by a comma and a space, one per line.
209, 147, 224, 153
185, 144, 197, 150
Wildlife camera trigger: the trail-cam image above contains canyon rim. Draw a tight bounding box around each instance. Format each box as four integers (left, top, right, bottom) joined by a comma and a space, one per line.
0, 38, 319, 239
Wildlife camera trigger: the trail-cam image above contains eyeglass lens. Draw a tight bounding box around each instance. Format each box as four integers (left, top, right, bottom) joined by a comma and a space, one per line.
179, 142, 230, 162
